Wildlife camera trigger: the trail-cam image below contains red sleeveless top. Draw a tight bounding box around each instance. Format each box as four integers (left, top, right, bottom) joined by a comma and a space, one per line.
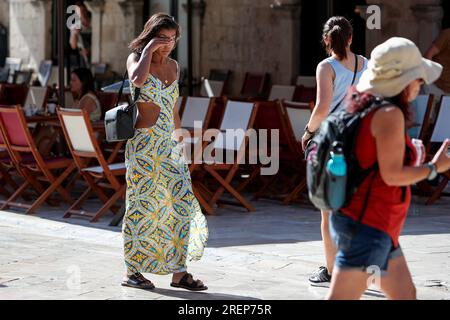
340, 110, 417, 248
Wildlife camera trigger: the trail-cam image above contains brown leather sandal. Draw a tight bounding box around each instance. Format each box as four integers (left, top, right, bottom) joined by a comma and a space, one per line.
121, 273, 155, 290
170, 273, 208, 292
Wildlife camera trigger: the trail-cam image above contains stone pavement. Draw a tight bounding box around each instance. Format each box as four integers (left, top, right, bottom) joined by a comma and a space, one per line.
0, 195, 449, 300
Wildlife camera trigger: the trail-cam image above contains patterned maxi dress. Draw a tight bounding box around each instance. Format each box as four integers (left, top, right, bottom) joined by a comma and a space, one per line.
123, 73, 208, 275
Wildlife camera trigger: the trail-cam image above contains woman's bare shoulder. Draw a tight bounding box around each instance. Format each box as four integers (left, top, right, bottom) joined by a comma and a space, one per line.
372, 104, 404, 135
168, 58, 178, 70
127, 52, 139, 65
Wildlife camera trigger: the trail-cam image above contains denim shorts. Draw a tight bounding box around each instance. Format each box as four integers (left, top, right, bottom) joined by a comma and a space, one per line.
330, 213, 404, 274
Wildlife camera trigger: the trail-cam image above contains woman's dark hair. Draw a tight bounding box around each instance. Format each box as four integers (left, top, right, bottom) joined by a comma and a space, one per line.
72, 68, 95, 98
129, 13, 180, 55
347, 87, 413, 128
322, 16, 353, 60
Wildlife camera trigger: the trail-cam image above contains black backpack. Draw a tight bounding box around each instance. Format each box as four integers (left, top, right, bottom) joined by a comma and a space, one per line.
305, 97, 389, 212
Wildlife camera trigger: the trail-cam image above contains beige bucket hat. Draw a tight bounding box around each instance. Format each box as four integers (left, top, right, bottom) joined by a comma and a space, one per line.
356, 37, 443, 97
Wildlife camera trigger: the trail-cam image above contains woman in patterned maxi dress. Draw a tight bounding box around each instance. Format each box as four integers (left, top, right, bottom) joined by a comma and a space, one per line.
122, 13, 208, 291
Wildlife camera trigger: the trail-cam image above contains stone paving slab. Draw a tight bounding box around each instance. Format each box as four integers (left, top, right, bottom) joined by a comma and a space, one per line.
0, 195, 449, 300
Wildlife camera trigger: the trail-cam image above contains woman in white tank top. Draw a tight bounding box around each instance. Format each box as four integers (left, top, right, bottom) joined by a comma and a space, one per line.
302, 17, 368, 285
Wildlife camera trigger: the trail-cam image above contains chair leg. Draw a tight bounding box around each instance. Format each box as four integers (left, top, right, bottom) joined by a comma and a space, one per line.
283, 179, 307, 205
0, 179, 11, 197
109, 203, 126, 227
0, 165, 18, 190
0, 180, 31, 210
236, 165, 262, 193
192, 185, 215, 215
194, 181, 214, 201
204, 166, 255, 212
208, 166, 240, 206
90, 185, 126, 223
63, 187, 93, 218
26, 164, 76, 215
252, 175, 278, 201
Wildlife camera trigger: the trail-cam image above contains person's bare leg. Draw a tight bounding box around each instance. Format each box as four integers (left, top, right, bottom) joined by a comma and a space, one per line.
326, 268, 369, 300
379, 255, 417, 300
322, 210, 337, 274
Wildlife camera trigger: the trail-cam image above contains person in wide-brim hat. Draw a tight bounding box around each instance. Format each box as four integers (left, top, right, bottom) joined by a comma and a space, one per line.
356, 37, 442, 97
326, 37, 450, 300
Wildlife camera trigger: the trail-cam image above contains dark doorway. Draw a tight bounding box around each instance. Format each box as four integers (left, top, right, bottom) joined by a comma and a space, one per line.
443, 0, 450, 29
299, 0, 367, 76
332, 0, 367, 57
143, 0, 150, 25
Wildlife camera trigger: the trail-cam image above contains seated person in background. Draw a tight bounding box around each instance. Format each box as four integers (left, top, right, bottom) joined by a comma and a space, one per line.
70, 68, 101, 121
424, 28, 450, 99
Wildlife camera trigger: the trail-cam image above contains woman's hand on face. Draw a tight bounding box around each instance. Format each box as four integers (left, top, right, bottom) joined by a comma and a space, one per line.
432, 139, 450, 173
144, 37, 172, 54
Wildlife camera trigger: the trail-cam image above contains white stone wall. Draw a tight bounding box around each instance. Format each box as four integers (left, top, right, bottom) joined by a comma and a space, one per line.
8, 0, 52, 71
0, 1, 9, 27
364, 0, 443, 55
198, 0, 301, 95
3, 0, 446, 90
94, 0, 143, 74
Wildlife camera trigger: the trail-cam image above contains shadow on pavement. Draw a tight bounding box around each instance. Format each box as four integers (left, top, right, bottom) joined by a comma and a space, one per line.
150, 288, 260, 300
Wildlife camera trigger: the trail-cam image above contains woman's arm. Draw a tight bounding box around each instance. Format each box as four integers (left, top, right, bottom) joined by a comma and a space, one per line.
301, 62, 334, 150
127, 52, 152, 88
70, 29, 79, 50
372, 106, 450, 186
127, 38, 172, 88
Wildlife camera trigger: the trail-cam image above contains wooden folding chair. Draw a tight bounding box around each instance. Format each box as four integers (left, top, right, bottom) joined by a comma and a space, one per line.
0, 68, 9, 83
279, 100, 313, 205
179, 97, 216, 215
240, 72, 271, 99
294, 85, 317, 105
5, 58, 22, 84
190, 100, 259, 213
0, 105, 76, 214
209, 69, 232, 95
268, 85, 297, 102
410, 94, 434, 141
0, 124, 20, 197
57, 108, 126, 223
296, 76, 317, 88
175, 96, 186, 118
249, 99, 303, 201
410, 95, 435, 197
37, 60, 53, 87
24, 86, 50, 112
96, 91, 118, 119
426, 96, 450, 205
13, 70, 33, 86
206, 96, 227, 130
181, 97, 215, 131
0, 84, 5, 103
200, 79, 225, 98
